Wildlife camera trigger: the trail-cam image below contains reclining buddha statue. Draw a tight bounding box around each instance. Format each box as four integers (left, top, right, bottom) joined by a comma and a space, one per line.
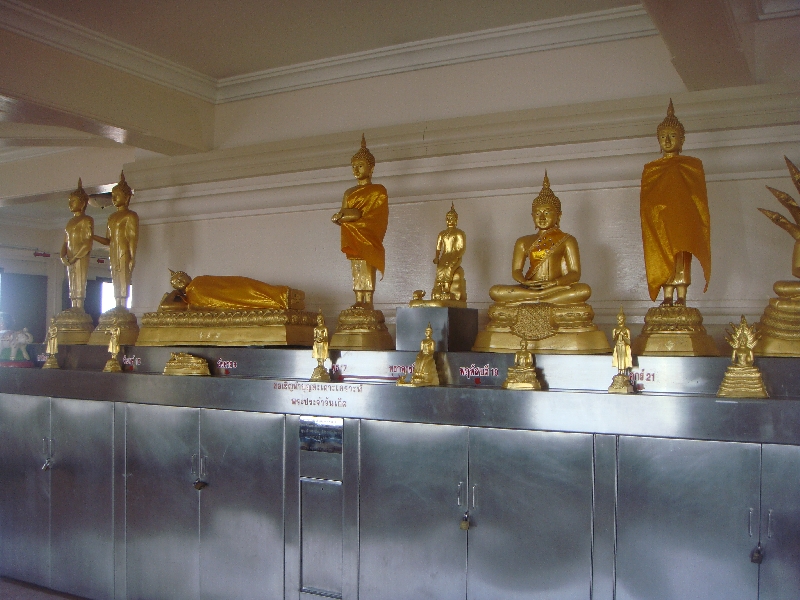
472, 174, 610, 353
137, 270, 316, 347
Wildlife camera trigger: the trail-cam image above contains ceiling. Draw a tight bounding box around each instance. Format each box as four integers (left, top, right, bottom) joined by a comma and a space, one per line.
18, 0, 638, 78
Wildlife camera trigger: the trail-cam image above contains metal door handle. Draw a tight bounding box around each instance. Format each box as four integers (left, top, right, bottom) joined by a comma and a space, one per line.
767, 509, 774, 539
191, 454, 198, 475
457, 482, 463, 506
471, 484, 477, 508
748, 508, 753, 537
200, 455, 207, 478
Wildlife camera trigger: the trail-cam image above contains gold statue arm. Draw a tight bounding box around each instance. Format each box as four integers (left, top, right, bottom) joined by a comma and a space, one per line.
554, 238, 583, 287
510, 237, 534, 286
332, 189, 364, 224
93, 233, 110, 245
126, 213, 139, 273
60, 236, 70, 265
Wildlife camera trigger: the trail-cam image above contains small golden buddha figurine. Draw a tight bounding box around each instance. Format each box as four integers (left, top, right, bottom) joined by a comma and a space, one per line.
102, 326, 123, 373
502, 339, 541, 390
397, 323, 439, 387
754, 156, 800, 356
717, 316, 768, 398
53, 179, 96, 344
42, 319, 60, 369
310, 311, 331, 382
89, 172, 140, 345
633, 101, 717, 356
163, 352, 210, 376
472, 173, 609, 353
330, 135, 393, 350
410, 203, 467, 307
137, 269, 316, 347
608, 308, 634, 394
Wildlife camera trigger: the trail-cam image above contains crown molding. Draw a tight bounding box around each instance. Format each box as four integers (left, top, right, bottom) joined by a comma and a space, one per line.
0, 0, 217, 102
0, 2, 655, 104
215, 6, 657, 102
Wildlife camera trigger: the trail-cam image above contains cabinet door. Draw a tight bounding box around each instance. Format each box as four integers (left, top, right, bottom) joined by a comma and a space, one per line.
199, 410, 284, 600
616, 436, 760, 600
0, 394, 50, 587
126, 404, 200, 600
360, 420, 468, 600
467, 428, 594, 600
760, 444, 800, 600
50, 398, 114, 600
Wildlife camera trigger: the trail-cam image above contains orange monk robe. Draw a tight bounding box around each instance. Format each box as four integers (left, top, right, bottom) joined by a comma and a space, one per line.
640, 155, 711, 301
340, 184, 389, 275
185, 275, 291, 310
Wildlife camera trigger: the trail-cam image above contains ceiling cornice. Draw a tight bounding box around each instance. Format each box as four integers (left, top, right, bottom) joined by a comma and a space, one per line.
0, 2, 656, 104
215, 6, 658, 102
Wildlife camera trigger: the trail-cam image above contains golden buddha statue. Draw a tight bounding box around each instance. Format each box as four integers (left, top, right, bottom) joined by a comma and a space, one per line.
42, 319, 60, 369
138, 270, 315, 347
397, 323, 439, 387
102, 326, 123, 373
632, 101, 718, 356
472, 173, 609, 353
89, 172, 140, 345
502, 339, 541, 390
608, 308, 634, 394
410, 203, 467, 307
717, 316, 768, 398
53, 179, 95, 344
310, 311, 331, 382
163, 352, 210, 376
330, 135, 393, 350
754, 156, 800, 356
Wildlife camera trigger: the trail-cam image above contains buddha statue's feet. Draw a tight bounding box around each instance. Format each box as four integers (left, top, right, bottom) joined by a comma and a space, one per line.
755, 289, 800, 356
488, 282, 591, 305
472, 301, 609, 354
631, 305, 718, 356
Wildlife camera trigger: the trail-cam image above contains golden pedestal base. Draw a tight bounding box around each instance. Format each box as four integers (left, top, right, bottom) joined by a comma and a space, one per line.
136, 309, 316, 347
502, 367, 541, 390
310, 365, 332, 382
330, 307, 394, 350
103, 357, 122, 373
608, 373, 635, 394
88, 308, 139, 346
41, 354, 59, 369
632, 306, 719, 356
409, 299, 467, 308
754, 295, 800, 356
717, 365, 768, 398
52, 308, 94, 345
472, 302, 610, 354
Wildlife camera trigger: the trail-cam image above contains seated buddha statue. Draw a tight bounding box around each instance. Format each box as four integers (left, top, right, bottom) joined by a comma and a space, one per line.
473, 174, 609, 353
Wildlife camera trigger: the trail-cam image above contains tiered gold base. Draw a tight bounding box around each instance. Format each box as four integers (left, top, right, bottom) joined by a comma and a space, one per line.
632, 306, 719, 356
502, 367, 541, 390
716, 365, 768, 398
310, 365, 331, 382
103, 357, 122, 373
330, 307, 394, 350
136, 308, 316, 347
754, 294, 800, 356
472, 302, 610, 354
52, 308, 94, 345
88, 308, 139, 346
608, 373, 634, 394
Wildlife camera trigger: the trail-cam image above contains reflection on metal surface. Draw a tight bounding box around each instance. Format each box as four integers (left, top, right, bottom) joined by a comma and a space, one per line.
301, 478, 343, 598
300, 416, 343, 453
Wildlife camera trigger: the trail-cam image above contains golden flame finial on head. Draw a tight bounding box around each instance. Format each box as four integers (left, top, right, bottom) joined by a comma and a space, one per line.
786, 155, 800, 193
351, 133, 375, 167
112, 170, 133, 199
532, 170, 561, 213
657, 98, 685, 139
446, 202, 458, 220
71, 177, 89, 203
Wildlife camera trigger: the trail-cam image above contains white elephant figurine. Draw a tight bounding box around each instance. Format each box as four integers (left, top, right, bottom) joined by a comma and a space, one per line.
0, 328, 34, 361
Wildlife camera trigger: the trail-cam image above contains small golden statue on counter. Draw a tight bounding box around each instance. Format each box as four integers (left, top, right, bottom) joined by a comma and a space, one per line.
633, 100, 717, 356
330, 135, 393, 350
163, 352, 210, 376
102, 326, 123, 373
42, 319, 60, 369
717, 316, 768, 398
502, 339, 541, 390
472, 173, 609, 353
397, 323, 439, 387
137, 270, 316, 346
310, 311, 331, 382
53, 179, 95, 344
754, 156, 800, 356
410, 203, 467, 307
608, 308, 634, 394
89, 172, 140, 345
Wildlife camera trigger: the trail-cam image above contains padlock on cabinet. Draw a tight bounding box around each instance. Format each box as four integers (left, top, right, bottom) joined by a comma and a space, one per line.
193, 479, 208, 490
459, 511, 470, 531
750, 543, 764, 564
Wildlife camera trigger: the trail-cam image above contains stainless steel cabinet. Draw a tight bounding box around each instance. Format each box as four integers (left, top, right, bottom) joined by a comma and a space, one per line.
0, 393, 51, 587
760, 444, 800, 600
616, 436, 761, 600
467, 428, 594, 600
360, 420, 469, 600
125, 403, 285, 600
50, 398, 115, 600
